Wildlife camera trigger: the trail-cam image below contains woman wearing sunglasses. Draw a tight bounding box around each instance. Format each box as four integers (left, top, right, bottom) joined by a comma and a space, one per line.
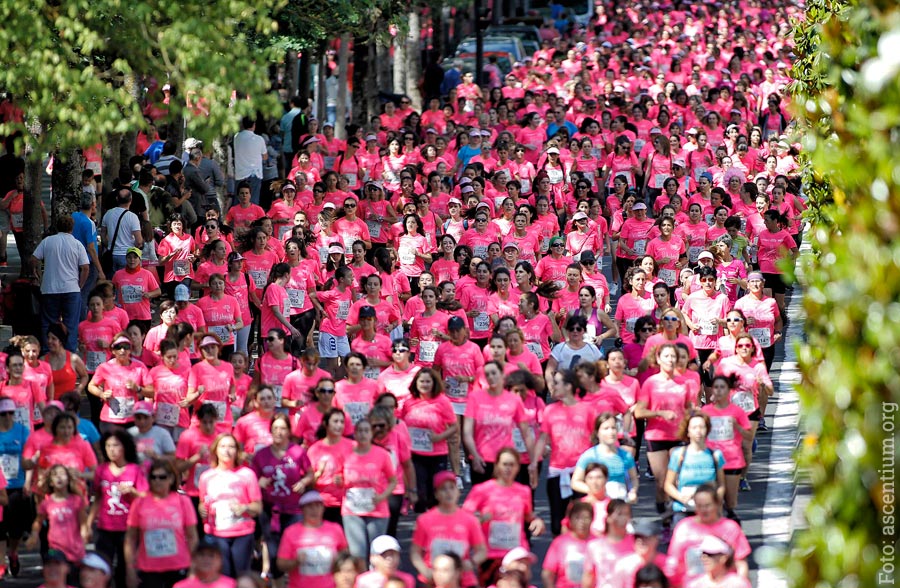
682, 266, 729, 375
87, 333, 149, 432
544, 315, 604, 395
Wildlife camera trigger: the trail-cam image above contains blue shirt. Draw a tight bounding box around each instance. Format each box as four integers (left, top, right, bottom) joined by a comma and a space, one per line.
0, 423, 30, 489
457, 145, 482, 169
575, 445, 636, 487
668, 446, 725, 511
547, 120, 578, 140
78, 419, 101, 446
72, 211, 97, 253
280, 108, 300, 153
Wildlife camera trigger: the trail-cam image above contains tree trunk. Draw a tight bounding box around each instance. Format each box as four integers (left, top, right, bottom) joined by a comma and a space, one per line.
285, 50, 299, 99
376, 33, 391, 105
432, 1, 446, 62
119, 130, 137, 173
393, 31, 406, 96
20, 157, 44, 278
352, 36, 369, 127
317, 42, 328, 123
298, 51, 311, 102
50, 148, 84, 223
406, 8, 424, 111
102, 134, 123, 194
336, 34, 351, 138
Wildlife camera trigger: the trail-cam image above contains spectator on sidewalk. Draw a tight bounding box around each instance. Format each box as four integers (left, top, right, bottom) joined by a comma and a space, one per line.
100, 189, 144, 273
234, 116, 267, 205
72, 192, 104, 320
32, 215, 89, 352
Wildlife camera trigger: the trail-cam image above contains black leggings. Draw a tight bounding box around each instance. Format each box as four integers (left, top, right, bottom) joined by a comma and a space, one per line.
413, 453, 450, 513
762, 344, 775, 373
387, 494, 404, 538
95, 529, 126, 588
546, 477, 584, 536
290, 309, 317, 355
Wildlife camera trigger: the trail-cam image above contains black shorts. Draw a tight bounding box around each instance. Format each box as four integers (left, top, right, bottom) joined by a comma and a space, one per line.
724, 468, 743, 476
761, 272, 787, 295
647, 439, 684, 453
0, 488, 34, 540
748, 408, 761, 422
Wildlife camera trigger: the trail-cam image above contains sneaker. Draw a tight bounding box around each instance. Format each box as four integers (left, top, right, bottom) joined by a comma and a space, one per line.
752, 438, 758, 454
757, 418, 769, 432
739, 478, 751, 492
456, 476, 464, 491
8, 552, 18, 577
643, 470, 655, 480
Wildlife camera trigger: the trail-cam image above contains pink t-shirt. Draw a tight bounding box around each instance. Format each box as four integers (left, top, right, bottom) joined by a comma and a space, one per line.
541, 401, 596, 469
127, 491, 197, 572
334, 378, 379, 434
340, 446, 395, 518
95, 463, 148, 532
293, 405, 349, 447
196, 295, 242, 346
148, 363, 191, 428
92, 359, 149, 424
318, 287, 354, 336
233, 411, 275, 455
307, 438, 355, 507
585, 535, 637, 588
282, 367, 331, 414
250, 443, 312, 514
277, 521, 348, 588
39, 493, 86, 563
433, 340, 485, 407
0, 380, 42, 430
188, 361, 235, 433
464, 389, 527, 463
112, 268, 160, 320
734, 294, 780, 350
157, 233, 196, 283
78, 317, 119, 373
462, 479, 533, 558
375, 365, 420, 412
543, 533, 591, 588
374, 427, 412, 496
411, 507, 486, 587
611, 553, 670, 588
756, 228, 795, 274
615, 293, 657, 344
174, 576, 237, 588
638, 373, 695, 441
666, 517, 751, 588
702, 403, 751, 469
683, 291, 729, 349
175, 426, 218, 497
261, 283, 292, 337
198, 466, 262, 537
715, 356, 772, 415
257, 352, 298, 408
399, 395, 457, 456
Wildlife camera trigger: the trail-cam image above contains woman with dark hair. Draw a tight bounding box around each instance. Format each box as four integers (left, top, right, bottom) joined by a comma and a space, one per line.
614, 267, 656, 345
335, 352, 379, 434
87, 332, 149, 432
396, 214, 433, 295
541, 501, 593, 588
44, 323, 88, 398
307, 406, 354, 523
88, 430, 146, 588
260, 263, 300, 351
157, 213, 197, 300
240, 227, 279, 293
532, 368, 594, 535
544, 315, 603, 391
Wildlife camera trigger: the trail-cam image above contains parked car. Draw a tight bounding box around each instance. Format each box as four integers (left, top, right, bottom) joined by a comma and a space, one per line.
455, 36, 527, 64
486, 25, 542, 57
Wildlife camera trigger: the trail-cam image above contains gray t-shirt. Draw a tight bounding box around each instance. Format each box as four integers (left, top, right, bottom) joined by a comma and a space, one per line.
128, 425, 176, 462
100, 207, 141, 255
550, 341, 604, 372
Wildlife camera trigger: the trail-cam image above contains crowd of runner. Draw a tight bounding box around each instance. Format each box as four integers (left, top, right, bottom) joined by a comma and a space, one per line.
0, 1, 804, 587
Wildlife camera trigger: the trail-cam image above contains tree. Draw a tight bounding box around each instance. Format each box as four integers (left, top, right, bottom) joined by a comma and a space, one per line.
0, 0, 283, 275
788, 1, 900, 586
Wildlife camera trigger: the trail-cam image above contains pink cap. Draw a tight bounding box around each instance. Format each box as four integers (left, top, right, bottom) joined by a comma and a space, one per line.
199, 335, 221, 348
134, 401, 154, 416
433, 470, 457, 488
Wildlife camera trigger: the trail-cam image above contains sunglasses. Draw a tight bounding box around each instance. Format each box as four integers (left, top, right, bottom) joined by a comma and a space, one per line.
736, 343, 754, 349
726, 317, 744, 322
318, 388, 336, 394
700, 277, 717, 282
582, 260, 595, 265
640, 327, 656, 332
150, 474, 170, 481
569, 326, 585, 332
662, 316, 680, 322
205, 224, 217, 229
371, 423, 387, 429
551, 243, 565, 248
313, 189, 324, 194
112, 345, 131, 351
393, 348, 410, 353
266, 336, 282, 342
475, 218, 488, 223
344, 203, 357, 208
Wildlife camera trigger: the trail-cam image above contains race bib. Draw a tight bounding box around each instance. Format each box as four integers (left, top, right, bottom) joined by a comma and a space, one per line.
686, 547, 704, 576
546, 168, 564, 184
688, 246, 702, 263
625, 317, 638, 333
565, 551, 585, 583
473, 245, 488, 259
512, 427, 527, 454
121, 285, 143, 304
473, 313, 490, 332
418, 340, 439, 363
409, 427, 434, 453
749, 327, 771, 348
659, 268, 677, 287
693, 166, 708, 181
399, 247, 416, 266
445, 377, 469, 400
343, 173, 358, 188
299, 546, 333, 576
345, 487, 375, 514
343, 402, 370, 425
430, 538, 467, 558
144, 528, 178, 558
634, 140, 646, 154
156, 402, 180, 427
13, 405, 30, 428
109, 396, 135, 420
286, 288, 307, 309
633, 239, 647, 256
654, 174, 667, 188
271, 385, 283, 407
173, 260, 190, 277
541, 237, 550, 253
700, 320, 719, 335
520, 178, 531, 193
0, 453, 20, 479
365, 220, 382, 239
210, 325, 231, 344
11, 212, 23, 227
336, 300, 350, 321
606, 481, 627, 500
363, 366, 382, 381
250, 270, 268, 289
709, 416, 733, 441
732, 391, 756, 413
526, 341, 544, 360
214, 501, 240, 530
488, 521, 520, 550
318, 247, 329, 265
86, 351, 106, 372
705, 214, 715, 226
323, 156, 336, 170
749, 240, 759, 264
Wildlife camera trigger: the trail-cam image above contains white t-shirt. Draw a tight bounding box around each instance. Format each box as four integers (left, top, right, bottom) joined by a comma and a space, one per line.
233, 130, 267, 179
33, 232, 89, 294
100, 207, 141, 255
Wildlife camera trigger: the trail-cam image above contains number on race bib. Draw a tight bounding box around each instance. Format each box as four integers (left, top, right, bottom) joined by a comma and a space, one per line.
473, 313, 490, 332
86, 351, 106, 372
700, 320, 719, 336
121, 285, 143, 304
409, 427, 434, 453
214, 501, 239, 530
418, 341, 438, 363
173, 260, 190, 277
250, 271, 268, 289
525, 341, 544, 360
299, 546, 333, 576
365, 220, 382, 239
336, 301, 350, 321
0, 453, 20, 479
731, 392, 756, 413
287, 289, 306, 309
488, 521, 520, 550
688, 246, 702, 263
343, 402, 370, 425
633, 239, 647, 256
345, 487, 375, 514
399, 248, 416, 266
445, 377, 468, 400
108, 396, 135, 420
709, 417, 733, 441
155, 403, 180, 427
749, 327, 771, 348
144, 528, 178, 558
658, 268, 676, 287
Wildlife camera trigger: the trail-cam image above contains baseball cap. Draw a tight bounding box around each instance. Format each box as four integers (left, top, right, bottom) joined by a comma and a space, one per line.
323, 202, 336, 210
503, 242, 519, 251
299, 490, 325, 506
650, 127, 662, 134
460, 185, 475, 194
698, 251, 715, 261
366, 180, 384, 191
434, 470, 457, 489
125, 247, 142, 258
0, 398, 16, 412
448, 198, 462, 206
227, 251, 245, 263
82, 552, 112, 575
673, 158, 686, 168
365, 134, 378, 142
546, 147, 560, 155
371, 535, 401, 555
199, 335, 221, 348
632, 202, 648, 211
699, 535, 733, 555
447, 316, 466, 330
195, 536, 221, 554
134, 401, 154, 416
500, 547, 537, 572
183, 137, 202, 150
572, 211, 589, 221
632, 518, 662, 537
174, 283, 190, 301
579, 251, 596, 264
359, 305, 377, 319
328, 243, 345, 255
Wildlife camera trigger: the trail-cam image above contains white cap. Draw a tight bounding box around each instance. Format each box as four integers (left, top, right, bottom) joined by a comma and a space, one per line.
698, 251, 715, 261
82, 552, 112, 575
546, 147, 560, 155
371, 535, 401, 555
572, 211, 589, 221
500, 547, 537, 572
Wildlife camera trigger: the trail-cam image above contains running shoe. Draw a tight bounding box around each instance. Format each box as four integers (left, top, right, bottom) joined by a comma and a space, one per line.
740, 478, 751, 492
643, 469, 655, 480
8, 552, 18, 577
456, 475, 464, 491
752, 438, 758, 454
757, 418, 769, 432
